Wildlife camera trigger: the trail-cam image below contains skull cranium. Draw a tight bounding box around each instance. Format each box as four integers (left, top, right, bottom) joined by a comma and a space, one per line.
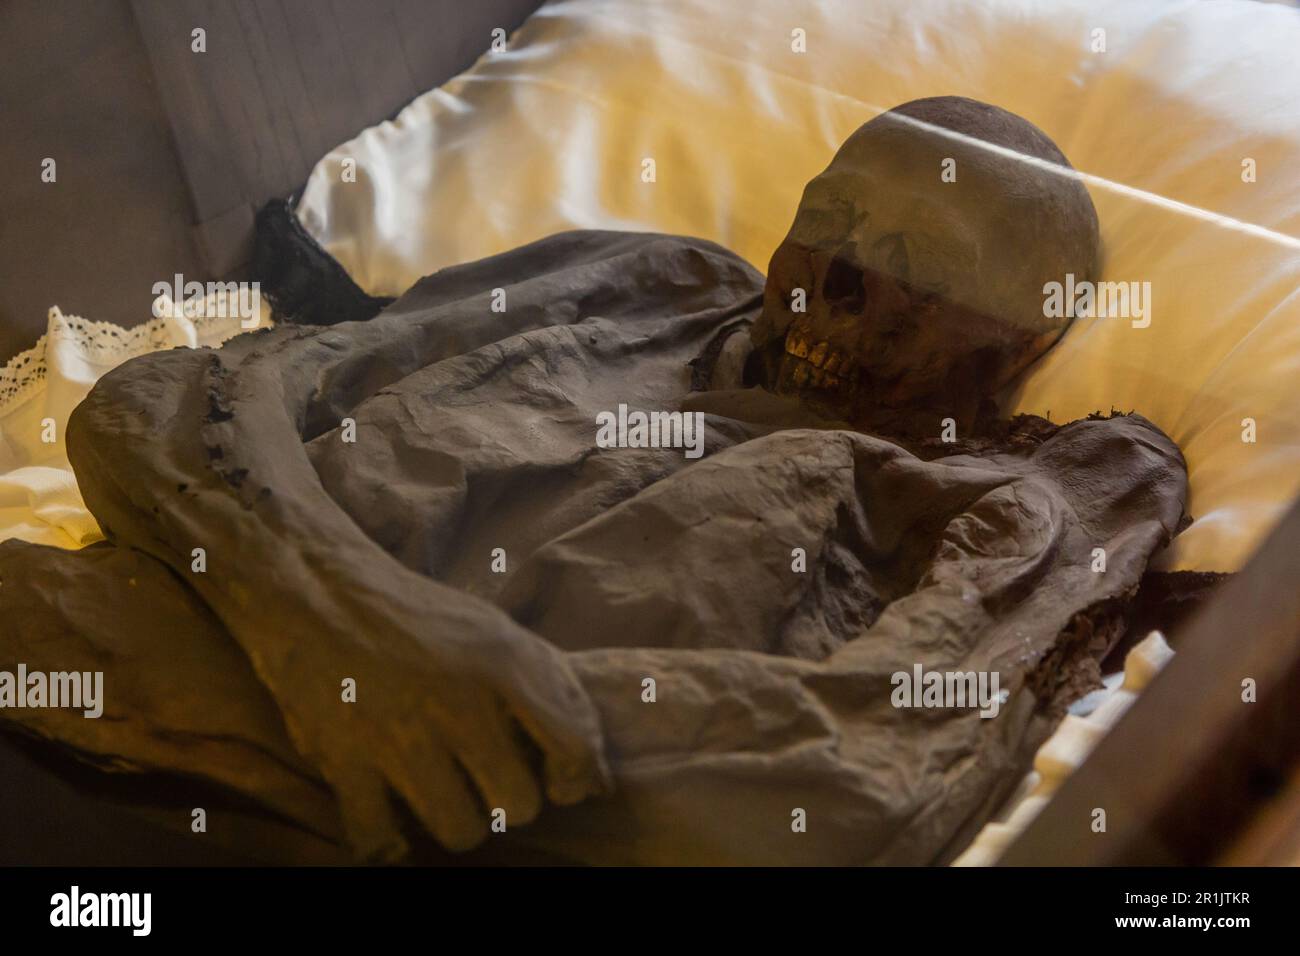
750, 96, 1100, 429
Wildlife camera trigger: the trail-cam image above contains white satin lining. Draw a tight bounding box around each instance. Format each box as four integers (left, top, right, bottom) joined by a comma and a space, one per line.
296, 0, 1300, 573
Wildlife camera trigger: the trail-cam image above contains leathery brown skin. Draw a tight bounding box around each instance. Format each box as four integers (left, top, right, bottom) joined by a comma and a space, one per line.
66, 333, 611, 862
770, 278, 1067, 433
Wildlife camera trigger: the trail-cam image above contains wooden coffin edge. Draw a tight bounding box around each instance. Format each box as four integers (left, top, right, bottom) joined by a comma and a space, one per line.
1000, 494, 1300, 865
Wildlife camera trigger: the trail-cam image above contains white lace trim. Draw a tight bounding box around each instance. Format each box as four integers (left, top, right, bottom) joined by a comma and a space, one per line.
0, 327, 50, 414
0, 302, 270, 417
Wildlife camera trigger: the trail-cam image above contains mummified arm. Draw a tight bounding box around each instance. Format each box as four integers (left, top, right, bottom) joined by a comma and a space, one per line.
66, 336, 608, 860
62, 232, 768, 859
0, 539, 339, 842
494, 419, 1188, 864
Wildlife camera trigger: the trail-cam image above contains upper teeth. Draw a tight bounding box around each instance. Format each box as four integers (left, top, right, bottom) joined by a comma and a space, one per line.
783, 334, 859, 389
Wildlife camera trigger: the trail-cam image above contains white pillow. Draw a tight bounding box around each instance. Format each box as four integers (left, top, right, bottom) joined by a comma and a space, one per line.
298, 0, 1300, 573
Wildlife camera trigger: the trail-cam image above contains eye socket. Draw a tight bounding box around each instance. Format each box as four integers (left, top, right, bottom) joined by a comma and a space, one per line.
822, 244, 865, 310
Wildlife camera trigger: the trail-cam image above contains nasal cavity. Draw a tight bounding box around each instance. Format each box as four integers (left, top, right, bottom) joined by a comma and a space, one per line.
822, 243, 865, 312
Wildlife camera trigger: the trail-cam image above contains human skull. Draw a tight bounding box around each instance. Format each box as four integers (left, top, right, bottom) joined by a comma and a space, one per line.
751, 96, 1100, 426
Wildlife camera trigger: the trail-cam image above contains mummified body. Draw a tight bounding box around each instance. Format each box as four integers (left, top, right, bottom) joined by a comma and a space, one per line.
0, 98, 1187, 865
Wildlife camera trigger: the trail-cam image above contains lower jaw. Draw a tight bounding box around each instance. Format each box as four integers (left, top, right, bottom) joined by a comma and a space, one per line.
774, 358, 954, 426
774, 354, 861, 418
776, 352, 857, 396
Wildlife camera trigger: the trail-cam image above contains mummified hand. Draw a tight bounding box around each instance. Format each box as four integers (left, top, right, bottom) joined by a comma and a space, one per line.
67, 343, 610, 860
292, 575, 609, 858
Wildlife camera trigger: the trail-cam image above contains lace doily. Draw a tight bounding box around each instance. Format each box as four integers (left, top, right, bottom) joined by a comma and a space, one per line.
1, 303, 270, 417
0, 325, 50, 413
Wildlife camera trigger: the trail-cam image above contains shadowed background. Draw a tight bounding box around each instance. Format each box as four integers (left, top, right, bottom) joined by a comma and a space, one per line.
0, 0, 545, 362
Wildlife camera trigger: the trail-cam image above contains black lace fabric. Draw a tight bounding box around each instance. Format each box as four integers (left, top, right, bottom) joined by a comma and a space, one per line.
251, 199, 394, 327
